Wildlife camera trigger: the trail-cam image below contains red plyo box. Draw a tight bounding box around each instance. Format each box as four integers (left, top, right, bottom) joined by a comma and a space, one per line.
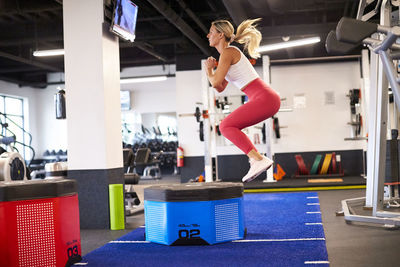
0, 180, 81, 267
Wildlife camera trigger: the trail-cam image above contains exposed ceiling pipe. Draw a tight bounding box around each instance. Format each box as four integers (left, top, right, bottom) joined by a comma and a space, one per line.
146, 0, 211, 55
0, 51, 62, 72
221, 0, 248, 26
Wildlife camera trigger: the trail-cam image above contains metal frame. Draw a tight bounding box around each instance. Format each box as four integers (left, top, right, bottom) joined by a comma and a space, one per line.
342, 0, 400, 227
262, 55, 276, 183
357, 0, 382, 21
201, 59, 218, 182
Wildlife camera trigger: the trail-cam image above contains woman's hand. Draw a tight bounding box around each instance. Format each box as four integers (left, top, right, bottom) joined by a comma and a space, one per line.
204, 48, 236, 91
204, 56, 217, 70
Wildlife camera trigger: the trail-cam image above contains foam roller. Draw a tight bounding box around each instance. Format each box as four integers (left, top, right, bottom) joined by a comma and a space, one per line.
109, 184, 125, 230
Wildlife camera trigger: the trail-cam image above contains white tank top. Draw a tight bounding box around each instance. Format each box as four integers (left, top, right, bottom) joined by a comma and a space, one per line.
225, 46, 259, 89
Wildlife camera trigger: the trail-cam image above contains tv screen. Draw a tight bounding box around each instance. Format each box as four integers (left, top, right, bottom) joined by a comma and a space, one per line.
111, 0, 138, 42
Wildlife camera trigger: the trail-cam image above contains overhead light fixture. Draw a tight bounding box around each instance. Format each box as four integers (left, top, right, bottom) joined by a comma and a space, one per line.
120, 75, 168, 84
257, 37, 321, 53
33, 49, 65, 57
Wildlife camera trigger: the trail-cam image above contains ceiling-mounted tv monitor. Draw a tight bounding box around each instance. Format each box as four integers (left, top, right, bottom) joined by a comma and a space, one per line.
110, 0, 138, 42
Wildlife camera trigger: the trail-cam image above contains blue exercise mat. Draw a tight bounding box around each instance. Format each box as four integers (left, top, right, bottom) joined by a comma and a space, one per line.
76, 192, 329, 267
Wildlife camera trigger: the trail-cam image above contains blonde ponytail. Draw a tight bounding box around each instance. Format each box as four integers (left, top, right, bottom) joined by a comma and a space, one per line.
211, 18, 262, 59
234, 18, 262, 59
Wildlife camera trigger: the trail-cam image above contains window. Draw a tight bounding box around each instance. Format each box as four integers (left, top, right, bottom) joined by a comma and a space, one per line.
157, 114, 177, 138
0, 95, 30, 159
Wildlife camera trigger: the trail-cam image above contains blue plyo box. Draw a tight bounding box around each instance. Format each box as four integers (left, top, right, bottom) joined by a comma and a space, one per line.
144, 183, 245, 245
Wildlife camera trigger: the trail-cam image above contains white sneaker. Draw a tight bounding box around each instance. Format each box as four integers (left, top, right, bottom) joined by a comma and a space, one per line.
242, 156, 274, 183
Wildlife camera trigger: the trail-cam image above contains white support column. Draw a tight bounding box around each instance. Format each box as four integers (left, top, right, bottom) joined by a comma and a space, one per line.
208, 79, 219, 181
201, 60, 213, 182
361, 49, 370, 138
360, 49, 370, 183
366, 48, 379, 207
63, 0, 123, 228
262, 55, 276, 183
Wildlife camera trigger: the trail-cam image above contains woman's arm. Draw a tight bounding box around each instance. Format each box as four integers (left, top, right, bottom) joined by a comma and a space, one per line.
214, 79, 228, 92
204, 49, 235, 92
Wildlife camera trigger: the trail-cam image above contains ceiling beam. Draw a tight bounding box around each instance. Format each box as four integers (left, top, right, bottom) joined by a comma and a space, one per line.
176, 0, 209, 34
206, 0, 218, 12
3, 14, 25, 23
0, 75, 45, 88
0, 35, 183, 47
0, 66, 40, 74
121, 57, 172, 65
133, 42, 169, 62
0, 51, 62, 72
121, 36, 184, 46
146, 0, 211, 55
0, 6, 61, 16
221, 0, 248, 26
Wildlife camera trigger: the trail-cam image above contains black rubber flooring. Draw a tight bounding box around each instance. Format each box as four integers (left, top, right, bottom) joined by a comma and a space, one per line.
244, 176, 366, 189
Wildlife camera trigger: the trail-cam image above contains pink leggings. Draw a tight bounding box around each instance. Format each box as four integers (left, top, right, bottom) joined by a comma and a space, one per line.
219, 78, 281, 154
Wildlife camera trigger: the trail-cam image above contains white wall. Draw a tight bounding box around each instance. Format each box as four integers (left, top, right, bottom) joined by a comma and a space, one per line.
35, 85, 68, 156
121, 65, 176, 113
269, 61, 366, 153
129, 80, 176, 114
176, 70, 205, 156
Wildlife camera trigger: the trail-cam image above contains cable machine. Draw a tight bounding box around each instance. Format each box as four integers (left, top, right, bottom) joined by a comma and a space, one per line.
327, 0, 400, 227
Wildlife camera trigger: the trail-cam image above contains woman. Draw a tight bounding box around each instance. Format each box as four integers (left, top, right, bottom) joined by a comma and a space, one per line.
204, 19, 281, 183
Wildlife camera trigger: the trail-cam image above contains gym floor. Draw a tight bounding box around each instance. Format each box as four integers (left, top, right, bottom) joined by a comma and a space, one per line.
80, 179, 400, 267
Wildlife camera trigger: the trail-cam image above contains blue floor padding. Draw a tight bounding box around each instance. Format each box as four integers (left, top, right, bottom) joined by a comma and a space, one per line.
77, 192, 329, 267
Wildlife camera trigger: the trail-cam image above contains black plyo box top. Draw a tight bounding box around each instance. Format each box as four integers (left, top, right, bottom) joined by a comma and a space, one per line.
0, 179, 77, 202
144, 182, 243, 202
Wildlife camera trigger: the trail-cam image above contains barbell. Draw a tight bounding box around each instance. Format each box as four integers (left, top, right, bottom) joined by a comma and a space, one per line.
178, 107, 229, 122
179, 107, 287, 141
179, 102, 292, 123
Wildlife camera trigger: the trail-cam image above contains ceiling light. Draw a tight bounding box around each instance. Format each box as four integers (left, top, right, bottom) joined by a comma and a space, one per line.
257, 37, 321, 53
120, 75, 168, 84
33, 49, 65, 57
